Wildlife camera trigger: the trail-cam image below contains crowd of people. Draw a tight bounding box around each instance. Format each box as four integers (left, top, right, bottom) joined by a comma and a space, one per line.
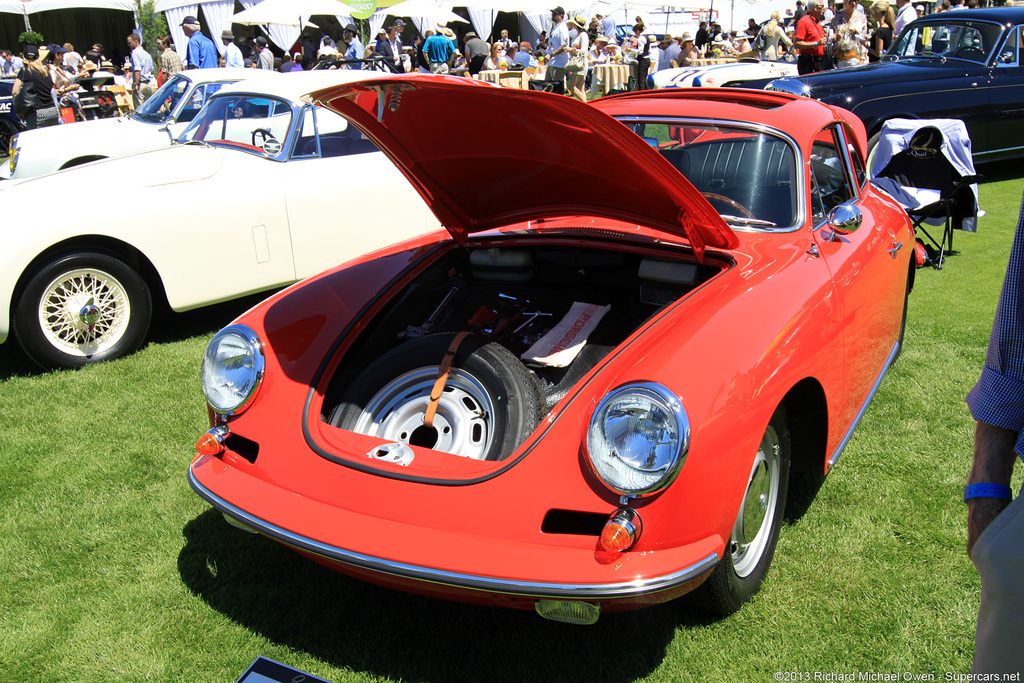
0, 0, 992, 127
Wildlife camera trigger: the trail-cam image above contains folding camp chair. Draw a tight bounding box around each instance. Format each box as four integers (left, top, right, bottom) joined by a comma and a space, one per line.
870, 119, 981, 269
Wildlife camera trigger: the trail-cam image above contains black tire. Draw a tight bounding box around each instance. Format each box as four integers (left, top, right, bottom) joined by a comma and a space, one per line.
13, 253, 152, 370
329, 333, 544, 462
0, 117, 18, 158
697, 405, 791, 617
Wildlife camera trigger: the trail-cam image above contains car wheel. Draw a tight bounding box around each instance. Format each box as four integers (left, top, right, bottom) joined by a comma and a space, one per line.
330, 333, 544, 461
0, 117, 17, 157
697, 405, 791, 616
13, 253, 152, 370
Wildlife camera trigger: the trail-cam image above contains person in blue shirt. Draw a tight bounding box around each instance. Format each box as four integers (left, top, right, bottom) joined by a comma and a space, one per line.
965, 191, 1024, 676
180, 15, 217, 69
342, 24, 364, 68
513, 41, 538, 68
423, 25, 455, 74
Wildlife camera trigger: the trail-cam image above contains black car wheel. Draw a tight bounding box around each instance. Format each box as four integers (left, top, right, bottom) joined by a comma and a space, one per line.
330, 333, 544, 461
13, 253, 152, 370
0, 116, 18, 157
697, 405, 791, 616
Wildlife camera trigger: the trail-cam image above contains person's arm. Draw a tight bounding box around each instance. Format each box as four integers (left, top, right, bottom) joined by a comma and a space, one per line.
12, 76, 22, 96
966, 421, 1017, 555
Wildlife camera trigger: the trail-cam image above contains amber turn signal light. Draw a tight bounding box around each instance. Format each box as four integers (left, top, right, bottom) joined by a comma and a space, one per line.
599, 508, 642, 553
195, 427, 229, 457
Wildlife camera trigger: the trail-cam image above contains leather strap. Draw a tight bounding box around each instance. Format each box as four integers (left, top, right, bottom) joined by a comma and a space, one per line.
423, 331, 473, 428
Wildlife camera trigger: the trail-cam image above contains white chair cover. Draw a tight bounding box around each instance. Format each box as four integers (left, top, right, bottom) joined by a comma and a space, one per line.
870, 118, 981, 232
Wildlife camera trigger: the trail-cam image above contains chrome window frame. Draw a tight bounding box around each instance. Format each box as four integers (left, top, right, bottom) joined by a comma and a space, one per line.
612, 115, 807, 233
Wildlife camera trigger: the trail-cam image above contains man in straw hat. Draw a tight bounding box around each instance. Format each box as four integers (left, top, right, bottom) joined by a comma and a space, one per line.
221, 29, 244, 68
423, 24, 456, 74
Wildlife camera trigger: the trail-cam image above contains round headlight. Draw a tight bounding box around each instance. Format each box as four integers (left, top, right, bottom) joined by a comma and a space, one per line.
201, 324, 265, 415
585, 382, 689, 497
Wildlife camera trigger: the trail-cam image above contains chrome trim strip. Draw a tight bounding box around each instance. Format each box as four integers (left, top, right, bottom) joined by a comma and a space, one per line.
188, 468, 719, 599
827, 341, 900, 467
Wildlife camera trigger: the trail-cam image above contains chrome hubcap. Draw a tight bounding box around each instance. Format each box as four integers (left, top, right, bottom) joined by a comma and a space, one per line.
350, 367, 495, 460
731, 424, 781, 578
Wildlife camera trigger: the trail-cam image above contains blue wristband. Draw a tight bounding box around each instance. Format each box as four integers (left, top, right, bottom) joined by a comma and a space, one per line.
963, 483, 1013, 503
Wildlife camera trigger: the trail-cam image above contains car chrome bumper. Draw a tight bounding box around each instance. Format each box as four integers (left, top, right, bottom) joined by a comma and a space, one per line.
188, 467, 719, 601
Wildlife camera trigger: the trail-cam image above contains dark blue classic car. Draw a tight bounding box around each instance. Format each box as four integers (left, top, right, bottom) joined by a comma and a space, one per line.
767, 7, 1024, 162
1, 79, 26, 156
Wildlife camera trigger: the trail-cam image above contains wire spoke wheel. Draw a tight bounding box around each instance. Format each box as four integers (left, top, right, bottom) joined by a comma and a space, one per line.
14, 253, 151, 369
38, 267, 131, 357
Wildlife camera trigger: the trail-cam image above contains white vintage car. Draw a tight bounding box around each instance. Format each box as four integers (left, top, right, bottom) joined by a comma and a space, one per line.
649, 58, 798, 89
2, 68, 280, 180
0, 70, 441, 370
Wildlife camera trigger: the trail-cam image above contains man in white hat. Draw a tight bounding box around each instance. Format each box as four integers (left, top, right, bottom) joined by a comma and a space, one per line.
221, 30, 244, 68
423, 24, 456, 74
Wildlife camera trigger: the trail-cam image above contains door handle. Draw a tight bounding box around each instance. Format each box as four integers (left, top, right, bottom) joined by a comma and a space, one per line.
888, 241, 903, 259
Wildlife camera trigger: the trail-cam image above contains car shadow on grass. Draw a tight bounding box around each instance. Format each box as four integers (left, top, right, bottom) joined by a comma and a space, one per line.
178, 508, 718, 683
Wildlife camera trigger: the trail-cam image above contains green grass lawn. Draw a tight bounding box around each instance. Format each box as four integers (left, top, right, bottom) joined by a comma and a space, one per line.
1, 162, 1022, 682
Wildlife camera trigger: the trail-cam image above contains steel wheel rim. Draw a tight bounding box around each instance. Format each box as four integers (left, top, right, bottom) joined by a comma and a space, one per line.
37, 267, 131, 358
351, 366, 496, 460
731, 424, 781, 578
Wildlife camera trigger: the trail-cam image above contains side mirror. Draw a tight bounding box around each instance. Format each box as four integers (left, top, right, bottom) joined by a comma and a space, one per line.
827, 202, 863, 236
160, 117, 177, 143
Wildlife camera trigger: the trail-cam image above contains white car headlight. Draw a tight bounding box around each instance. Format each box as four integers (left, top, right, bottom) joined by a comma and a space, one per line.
201, 324, 265, 416
585, 382, 689, 497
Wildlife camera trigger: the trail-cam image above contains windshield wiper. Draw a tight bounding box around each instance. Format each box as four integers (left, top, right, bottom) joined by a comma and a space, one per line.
722, 215, 777, 228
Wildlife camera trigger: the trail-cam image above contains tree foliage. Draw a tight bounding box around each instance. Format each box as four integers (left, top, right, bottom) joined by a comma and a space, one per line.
134, 0, 169, 59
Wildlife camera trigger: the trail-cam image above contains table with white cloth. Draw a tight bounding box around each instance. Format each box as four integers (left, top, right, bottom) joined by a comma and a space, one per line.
590, 63, 631, 98
476, 68, 548, 89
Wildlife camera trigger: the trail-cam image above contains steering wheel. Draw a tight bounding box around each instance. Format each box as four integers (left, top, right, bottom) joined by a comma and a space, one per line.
701, 192, 754, 219
252, 128, 277, 147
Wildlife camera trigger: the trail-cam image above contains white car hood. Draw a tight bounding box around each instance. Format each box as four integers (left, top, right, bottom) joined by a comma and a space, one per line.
0, 144, 223, 198
21, 115, 159, 143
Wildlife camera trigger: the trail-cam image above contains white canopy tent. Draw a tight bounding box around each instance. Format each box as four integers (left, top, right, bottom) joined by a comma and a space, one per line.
1, 0, 135, 30
371, 0, 467, 39
231, 0, 356, 56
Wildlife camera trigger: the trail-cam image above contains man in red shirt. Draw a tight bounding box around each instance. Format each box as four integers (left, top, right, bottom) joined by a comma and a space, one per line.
794, 0, 828, 74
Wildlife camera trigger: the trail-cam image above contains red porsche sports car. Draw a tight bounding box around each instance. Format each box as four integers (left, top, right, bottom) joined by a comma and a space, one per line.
188, 76, 914, 625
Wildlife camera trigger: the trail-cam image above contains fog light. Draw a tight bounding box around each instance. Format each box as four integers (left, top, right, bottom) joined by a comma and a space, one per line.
535, 599, 601, 625
599, 508, 642, 553
196, 426, 229, 456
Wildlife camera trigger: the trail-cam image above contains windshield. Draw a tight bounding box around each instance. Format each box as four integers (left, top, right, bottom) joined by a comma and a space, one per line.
617, 120, 798, 229
132, 74, 193, 123
179, 94, 293, 157
889, 20, 1003, 63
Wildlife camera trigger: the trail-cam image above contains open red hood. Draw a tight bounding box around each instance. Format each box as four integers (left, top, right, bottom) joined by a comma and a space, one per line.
308, 75, 736, 261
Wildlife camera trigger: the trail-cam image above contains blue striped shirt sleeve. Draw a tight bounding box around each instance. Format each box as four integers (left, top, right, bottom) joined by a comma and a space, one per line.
966, 190, 1024, 458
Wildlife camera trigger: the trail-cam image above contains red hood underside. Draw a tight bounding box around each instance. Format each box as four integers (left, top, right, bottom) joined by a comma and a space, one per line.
308, 74, 736, 261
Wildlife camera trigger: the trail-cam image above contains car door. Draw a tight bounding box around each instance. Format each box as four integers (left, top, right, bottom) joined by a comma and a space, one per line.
987, 24, 1024, 158
809, 123, 907, 445
282, 106, 441, 280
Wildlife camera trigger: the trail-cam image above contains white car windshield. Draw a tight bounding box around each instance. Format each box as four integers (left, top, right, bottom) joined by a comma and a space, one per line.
132, 74, 193, 123
889, 20, 1003, 63
179, 94, 293, 157
619, 120, 798, 229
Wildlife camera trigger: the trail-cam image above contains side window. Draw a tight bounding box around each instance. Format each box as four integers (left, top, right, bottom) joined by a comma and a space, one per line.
178, 83, 224, 123
997, 26, 1021, 68
810, 126, 855, 222
292, 106, 378, 159
845, 129, 867, 190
